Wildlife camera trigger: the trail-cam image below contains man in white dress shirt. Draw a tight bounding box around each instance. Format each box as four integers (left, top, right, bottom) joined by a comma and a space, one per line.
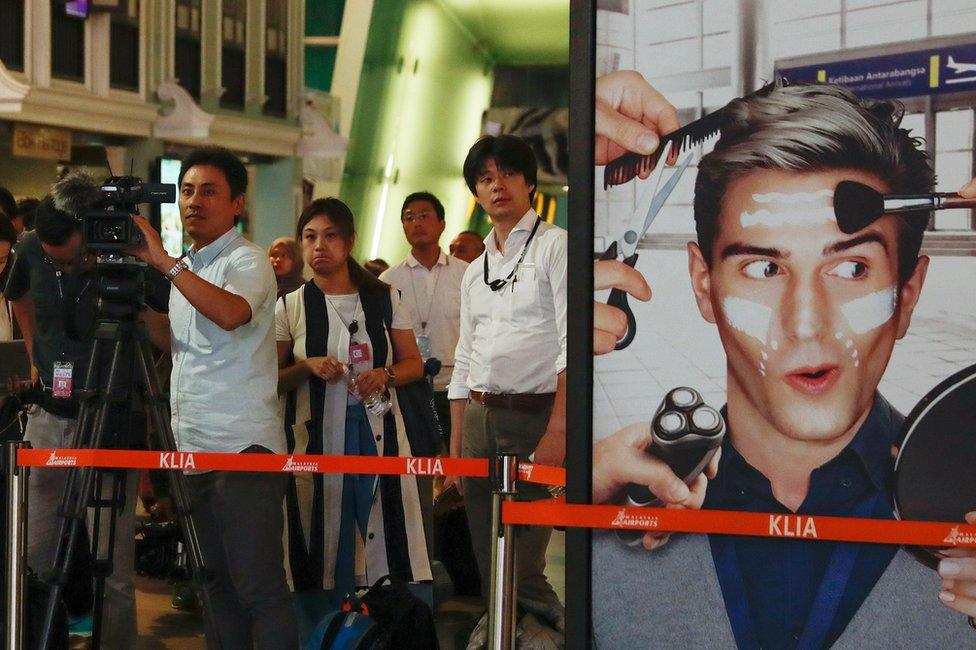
446, 135, 567, 647
380, 191, 468, 451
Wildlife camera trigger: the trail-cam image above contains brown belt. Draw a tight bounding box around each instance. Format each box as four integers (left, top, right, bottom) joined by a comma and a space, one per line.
468, 390, 555, 412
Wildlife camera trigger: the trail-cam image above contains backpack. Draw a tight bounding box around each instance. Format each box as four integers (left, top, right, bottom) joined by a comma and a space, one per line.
306, 599, 380, 650
360, 574, 438, 650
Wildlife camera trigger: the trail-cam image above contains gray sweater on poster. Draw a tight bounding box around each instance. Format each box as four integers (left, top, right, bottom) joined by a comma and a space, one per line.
592, 531, 974, 648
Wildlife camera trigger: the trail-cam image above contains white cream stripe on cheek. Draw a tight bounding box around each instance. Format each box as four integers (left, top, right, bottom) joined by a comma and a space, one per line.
723, 296, 772, 344
740, 190, 836, 229
840, 286, 897, 334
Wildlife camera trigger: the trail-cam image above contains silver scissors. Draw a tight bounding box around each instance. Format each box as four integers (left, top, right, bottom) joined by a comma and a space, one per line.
598, 153, 694, 350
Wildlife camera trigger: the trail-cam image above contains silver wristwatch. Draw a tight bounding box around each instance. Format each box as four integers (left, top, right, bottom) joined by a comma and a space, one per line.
166, 258, 189, 282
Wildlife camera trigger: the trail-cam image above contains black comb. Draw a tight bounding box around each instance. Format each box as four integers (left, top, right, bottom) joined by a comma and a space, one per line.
602, 80, 781, 190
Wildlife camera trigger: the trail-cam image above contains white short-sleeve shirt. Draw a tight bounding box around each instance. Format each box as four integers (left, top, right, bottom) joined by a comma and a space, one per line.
169, 228, 284, 454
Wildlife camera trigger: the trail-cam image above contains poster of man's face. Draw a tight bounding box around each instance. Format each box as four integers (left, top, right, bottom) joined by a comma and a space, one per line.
590, 2, 976, 646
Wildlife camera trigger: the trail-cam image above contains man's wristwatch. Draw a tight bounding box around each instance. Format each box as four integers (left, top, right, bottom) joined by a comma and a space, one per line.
165, 258, 189, 282
383, 366, 396, 386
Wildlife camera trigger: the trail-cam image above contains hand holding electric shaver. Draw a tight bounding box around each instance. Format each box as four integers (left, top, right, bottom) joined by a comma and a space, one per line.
611, 387, 726, 546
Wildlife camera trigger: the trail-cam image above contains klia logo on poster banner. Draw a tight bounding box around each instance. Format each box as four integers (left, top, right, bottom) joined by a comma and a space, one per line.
769, 515, 818, 538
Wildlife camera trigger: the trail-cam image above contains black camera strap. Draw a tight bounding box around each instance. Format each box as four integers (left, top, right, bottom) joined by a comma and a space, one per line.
46, 254, 94, 344
483, 216, 542, 292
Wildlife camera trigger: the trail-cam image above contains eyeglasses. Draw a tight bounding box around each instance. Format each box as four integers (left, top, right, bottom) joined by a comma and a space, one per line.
401, 211, 435, 224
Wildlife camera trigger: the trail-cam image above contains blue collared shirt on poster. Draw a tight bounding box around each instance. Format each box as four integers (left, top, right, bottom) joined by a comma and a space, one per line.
704, 396, 902, 650
169, 227, 285, 455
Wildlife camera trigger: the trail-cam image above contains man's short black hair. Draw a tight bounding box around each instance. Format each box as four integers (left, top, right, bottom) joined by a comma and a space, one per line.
401, 191, 445, 220
178, 147, 248, 199
0, 186, 15, 219
463, 135, 538, 202
33, 196, 80, 246
16, 198, 39, 231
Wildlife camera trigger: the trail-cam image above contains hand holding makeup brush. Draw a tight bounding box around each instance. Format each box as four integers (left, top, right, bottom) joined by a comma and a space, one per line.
596, 71, 680, 171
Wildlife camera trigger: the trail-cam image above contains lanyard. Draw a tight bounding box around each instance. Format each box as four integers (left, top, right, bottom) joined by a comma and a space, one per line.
325, 294, 362, 341
715, 492, 881, 650
483, 217, 542, 292
409, 256, 445, 331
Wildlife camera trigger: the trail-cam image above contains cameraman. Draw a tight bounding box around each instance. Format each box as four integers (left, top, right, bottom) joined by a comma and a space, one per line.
2, 173, 169, 646
130, 147, 298, 649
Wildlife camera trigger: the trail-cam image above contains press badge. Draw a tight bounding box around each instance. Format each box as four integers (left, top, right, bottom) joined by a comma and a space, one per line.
52, 362, 74, 399
348, 342, 371, 365
416, 334, 432, 359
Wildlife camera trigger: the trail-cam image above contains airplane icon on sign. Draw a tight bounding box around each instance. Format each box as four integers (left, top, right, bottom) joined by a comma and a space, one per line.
945, 56, 976, 85
947, 56, 976, 75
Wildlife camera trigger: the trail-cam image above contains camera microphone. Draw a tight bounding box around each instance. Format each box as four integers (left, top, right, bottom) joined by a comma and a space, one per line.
50, 172, 103, 218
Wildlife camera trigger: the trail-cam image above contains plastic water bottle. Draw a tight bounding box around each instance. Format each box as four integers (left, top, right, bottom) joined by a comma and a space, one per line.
344, 365, 392, 417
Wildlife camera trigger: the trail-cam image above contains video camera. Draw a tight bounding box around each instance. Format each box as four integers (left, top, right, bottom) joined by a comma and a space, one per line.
82, 176, 175, 251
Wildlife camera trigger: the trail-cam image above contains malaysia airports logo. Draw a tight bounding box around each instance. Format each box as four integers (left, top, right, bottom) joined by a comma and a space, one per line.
281, 456, 319, 473
610, 508, 659, 529
45, 450, 78, 467
944, 526, 976, 545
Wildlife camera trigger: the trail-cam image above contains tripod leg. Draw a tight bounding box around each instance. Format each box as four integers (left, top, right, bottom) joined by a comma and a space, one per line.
39, 334, 131, 650
133, 327, 223, 649
54, 336, 108, 530
88, 468, 125, 649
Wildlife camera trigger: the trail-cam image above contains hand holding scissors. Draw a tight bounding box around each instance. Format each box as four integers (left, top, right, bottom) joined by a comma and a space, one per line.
598, 153, 693, 350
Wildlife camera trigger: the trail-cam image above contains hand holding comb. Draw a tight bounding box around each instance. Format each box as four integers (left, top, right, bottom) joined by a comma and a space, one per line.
602, 80, 780, 190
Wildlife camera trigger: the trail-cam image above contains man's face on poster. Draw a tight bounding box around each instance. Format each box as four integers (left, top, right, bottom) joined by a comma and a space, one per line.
689, 168, 929, 444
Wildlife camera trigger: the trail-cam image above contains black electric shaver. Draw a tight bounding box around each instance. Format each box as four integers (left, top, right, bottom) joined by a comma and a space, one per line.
618, 387, 726, 546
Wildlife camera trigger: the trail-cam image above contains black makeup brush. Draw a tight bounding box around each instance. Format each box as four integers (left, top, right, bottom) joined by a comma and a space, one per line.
834, 181, 976, 234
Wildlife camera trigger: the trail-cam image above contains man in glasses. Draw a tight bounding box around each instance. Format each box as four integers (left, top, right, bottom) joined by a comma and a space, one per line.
447, 134, 568, 648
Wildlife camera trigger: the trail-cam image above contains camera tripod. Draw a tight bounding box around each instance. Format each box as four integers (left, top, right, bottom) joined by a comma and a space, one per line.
37, 261, 219, 649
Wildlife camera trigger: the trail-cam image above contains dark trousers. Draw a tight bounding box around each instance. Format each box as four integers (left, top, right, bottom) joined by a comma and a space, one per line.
187, 451, 298, 650
460, 400, 561, 610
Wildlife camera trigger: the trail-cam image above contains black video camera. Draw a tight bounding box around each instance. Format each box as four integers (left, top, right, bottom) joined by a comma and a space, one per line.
82, 176, 175, 251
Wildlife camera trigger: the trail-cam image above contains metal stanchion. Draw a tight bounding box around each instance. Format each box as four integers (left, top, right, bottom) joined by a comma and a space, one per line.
487, 453, 518, 650
5, 440, 30, 650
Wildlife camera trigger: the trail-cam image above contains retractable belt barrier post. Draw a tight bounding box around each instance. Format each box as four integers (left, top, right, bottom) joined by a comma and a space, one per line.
5, 440, 30, 650
488, 454, 519, 650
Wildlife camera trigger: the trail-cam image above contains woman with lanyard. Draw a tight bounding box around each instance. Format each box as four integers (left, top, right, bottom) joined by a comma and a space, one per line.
275, 197, 432, 598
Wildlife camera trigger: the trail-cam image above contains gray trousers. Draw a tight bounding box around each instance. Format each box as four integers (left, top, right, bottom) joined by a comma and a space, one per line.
186, 459, 298, 650
460, 399, 561, 610
24, 406, 138, 648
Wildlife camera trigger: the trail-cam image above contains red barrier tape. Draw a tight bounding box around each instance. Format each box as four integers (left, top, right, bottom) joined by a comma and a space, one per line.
502, 502, 976, 547
16, 449, 565, 487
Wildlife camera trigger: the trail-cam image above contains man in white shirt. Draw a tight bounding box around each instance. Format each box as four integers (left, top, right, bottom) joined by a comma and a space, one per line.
447, 135, 567, 647
380, 191, 468, 451
132, 147, 297, 649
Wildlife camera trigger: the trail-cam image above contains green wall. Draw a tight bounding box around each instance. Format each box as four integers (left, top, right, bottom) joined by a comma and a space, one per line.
341, 0, 494, 264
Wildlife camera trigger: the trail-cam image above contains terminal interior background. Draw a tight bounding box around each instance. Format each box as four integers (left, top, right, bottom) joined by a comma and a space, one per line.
0, 0, 568, 647
0, 0, 569, 265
